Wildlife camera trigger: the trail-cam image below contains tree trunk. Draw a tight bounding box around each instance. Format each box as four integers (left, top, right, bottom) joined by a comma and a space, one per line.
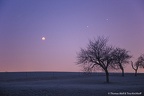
105, 69, 109, 83
120, 65, 124, 77
121, 68, 124, 77
135, 70, 137, 76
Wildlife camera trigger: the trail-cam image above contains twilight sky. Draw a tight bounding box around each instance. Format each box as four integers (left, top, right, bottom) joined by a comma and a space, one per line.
0, 0, 144, 72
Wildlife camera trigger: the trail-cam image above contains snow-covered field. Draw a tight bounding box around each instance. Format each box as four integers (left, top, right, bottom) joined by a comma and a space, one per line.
0, 72, 144, 96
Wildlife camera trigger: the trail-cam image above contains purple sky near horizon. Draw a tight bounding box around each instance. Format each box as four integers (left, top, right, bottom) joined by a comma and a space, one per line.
0, 0, 144, 72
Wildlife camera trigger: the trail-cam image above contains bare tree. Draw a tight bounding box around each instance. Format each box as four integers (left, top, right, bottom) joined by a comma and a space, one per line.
111, 48, 131, 76
77, 37, 114, 83
131, 54, 144, 76
131, 61, 139, 76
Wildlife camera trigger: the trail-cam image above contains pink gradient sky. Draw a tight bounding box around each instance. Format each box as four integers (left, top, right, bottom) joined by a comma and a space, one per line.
0, 0, 144, 73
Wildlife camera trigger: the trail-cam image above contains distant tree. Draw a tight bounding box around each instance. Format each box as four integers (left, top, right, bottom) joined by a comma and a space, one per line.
77, 37, 114, 83
131, 54, 144, 76
111, 48, 131, 76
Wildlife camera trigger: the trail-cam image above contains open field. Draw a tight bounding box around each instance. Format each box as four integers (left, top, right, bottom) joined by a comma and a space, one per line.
0, 72, 144, 96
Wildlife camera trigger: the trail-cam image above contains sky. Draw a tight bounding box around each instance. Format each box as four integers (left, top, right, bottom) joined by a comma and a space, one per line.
0, 0, 144, 72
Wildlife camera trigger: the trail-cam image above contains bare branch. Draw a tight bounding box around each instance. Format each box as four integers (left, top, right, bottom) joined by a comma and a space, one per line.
131, 61, 137, 70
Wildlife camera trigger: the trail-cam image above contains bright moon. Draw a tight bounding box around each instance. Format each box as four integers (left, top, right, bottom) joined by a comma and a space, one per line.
42, 37, 46, 40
